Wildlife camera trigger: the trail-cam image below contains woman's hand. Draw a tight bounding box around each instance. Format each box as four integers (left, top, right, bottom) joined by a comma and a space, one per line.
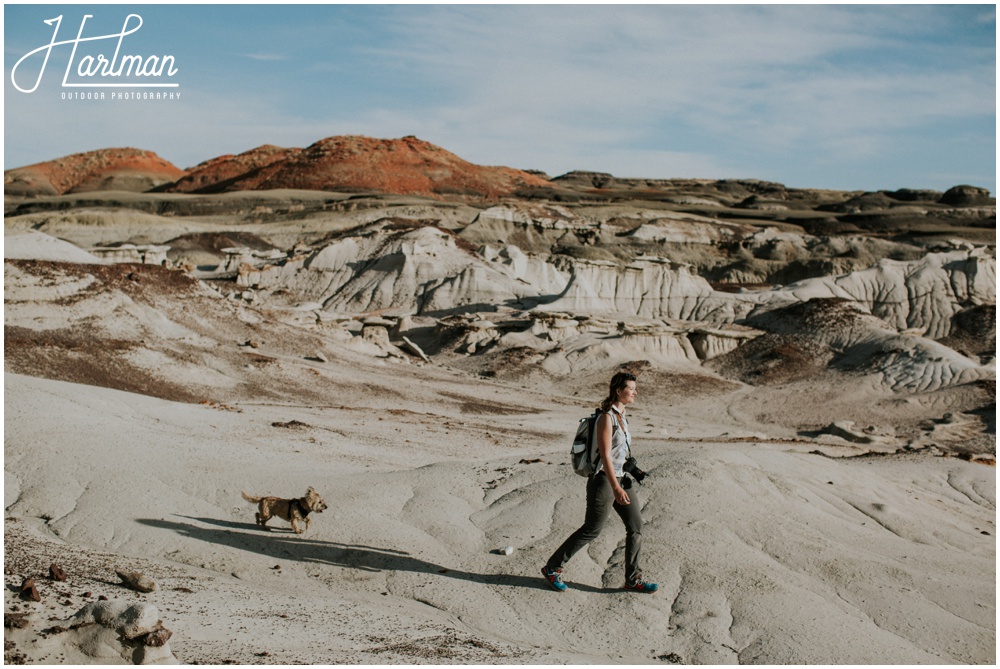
613, 484, 630, 505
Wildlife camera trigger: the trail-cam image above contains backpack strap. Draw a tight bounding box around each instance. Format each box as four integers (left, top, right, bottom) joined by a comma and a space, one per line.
590, 409, 625, 475
608, 406, 628, 433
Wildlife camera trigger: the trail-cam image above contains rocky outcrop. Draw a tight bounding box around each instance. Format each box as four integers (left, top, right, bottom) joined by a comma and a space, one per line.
820, 191, 898, 214
551, 171, 617, 189
626, 214, 751, 244
4, 230, 105, 264
429, 310, 761, 372
458, 204, 586, 253
515, 246, 996, 392
210, 204, 994, 394
939, 304, 996, 361
90, 244, 171, 265
116, 570, 158, 593
63, 600, 175, 663
3, 600, 177, 665
541, 256, 746, 322
940, 185, 995, 207
19, 577, 40, 602
885, 188, 943, 202
241, 223, 569, 316
539, 247, 995, 340
729, 298, 995, 393
773, 249, 996, 339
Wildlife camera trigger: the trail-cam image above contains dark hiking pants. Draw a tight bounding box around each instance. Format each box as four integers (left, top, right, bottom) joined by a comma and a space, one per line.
546, 473, 643, 583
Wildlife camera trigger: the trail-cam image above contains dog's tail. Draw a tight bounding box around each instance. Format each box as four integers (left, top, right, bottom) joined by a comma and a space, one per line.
241, 491, 262, 503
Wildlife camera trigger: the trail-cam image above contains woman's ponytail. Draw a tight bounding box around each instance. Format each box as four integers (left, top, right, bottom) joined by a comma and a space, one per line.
598, 371, 636, 413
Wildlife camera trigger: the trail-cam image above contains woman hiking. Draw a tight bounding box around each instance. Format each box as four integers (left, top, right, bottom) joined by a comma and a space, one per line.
541, 371, 658, 593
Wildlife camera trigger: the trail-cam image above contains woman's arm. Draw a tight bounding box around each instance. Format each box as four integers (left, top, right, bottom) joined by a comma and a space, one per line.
597, 413, 630, 505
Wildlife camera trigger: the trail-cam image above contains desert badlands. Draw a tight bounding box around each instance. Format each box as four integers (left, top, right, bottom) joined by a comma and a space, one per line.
3, 136, 996, 664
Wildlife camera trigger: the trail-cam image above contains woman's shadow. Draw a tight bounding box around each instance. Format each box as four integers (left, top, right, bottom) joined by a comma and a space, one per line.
137, 516, 608, 593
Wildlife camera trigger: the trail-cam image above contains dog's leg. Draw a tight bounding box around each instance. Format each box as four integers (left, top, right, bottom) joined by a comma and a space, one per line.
291, 517, 302, 534
304, 517, 312, 531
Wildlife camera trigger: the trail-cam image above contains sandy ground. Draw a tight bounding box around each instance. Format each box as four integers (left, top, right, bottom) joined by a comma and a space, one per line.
4, 362, 995, 664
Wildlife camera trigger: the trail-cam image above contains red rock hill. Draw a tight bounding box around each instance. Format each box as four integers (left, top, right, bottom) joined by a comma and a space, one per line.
167, 135, 551, 198
4, 148, 186, 197
5, 136, 552, 199
167, 144, 297, 194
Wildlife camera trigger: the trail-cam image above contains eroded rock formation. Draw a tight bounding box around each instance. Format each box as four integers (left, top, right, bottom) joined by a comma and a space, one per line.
3, 142, 994, 450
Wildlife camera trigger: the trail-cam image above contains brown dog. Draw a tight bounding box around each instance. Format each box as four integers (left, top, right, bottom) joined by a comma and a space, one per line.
241, 487, 327, 534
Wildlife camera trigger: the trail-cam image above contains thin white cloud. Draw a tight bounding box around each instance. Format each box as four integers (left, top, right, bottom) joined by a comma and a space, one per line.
240, 53, 286, 62
341, 4, 993, 188
373, 6, 989, 136
975, 7, 997, 24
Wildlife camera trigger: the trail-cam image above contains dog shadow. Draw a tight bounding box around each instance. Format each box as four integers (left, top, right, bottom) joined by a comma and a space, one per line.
176, 516, 263, 532
138, 516, 608, 593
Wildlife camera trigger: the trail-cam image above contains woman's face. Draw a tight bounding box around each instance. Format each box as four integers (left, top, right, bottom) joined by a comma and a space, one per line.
616, 380, 637, 406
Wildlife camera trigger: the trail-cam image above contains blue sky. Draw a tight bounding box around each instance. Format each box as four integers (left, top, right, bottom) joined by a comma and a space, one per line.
4, 4, 996, 194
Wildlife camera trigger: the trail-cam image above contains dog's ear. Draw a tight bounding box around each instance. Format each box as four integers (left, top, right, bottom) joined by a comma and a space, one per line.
307, 486, 316, 494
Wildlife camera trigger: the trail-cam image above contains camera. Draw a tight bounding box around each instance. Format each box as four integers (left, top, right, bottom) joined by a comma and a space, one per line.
623, 456, 648, 485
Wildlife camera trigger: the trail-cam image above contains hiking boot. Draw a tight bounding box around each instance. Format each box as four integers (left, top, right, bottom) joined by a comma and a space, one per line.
624, 575, 658, 593
541, 566, 568, 592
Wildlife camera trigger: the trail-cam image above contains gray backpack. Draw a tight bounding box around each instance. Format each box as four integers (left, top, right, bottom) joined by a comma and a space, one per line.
570, 411, 602, 477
